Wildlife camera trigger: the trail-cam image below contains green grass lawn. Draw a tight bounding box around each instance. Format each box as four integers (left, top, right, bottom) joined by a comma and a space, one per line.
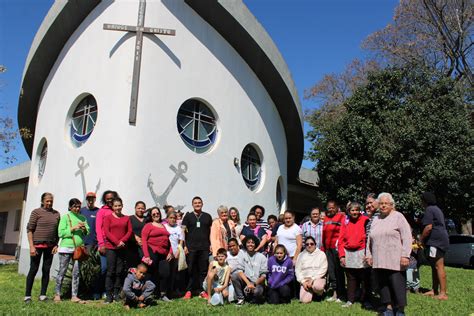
0, 264, 472, 315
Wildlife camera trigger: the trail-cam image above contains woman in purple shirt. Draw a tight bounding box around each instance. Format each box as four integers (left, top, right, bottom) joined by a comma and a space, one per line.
266, 245, 294, 304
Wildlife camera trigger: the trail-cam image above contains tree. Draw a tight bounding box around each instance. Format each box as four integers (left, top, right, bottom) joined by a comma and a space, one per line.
0, 65, 31, 165
363, 0, 473, 85
0, 117, 18, 164
0, 65, 17, 164
305, 0, 473, 136
304, 59, 381, 156
307, 66, 473, 218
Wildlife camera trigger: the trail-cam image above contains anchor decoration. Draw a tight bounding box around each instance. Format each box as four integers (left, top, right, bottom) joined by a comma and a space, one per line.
147, 161, 188, 210
75, 156, 101, 205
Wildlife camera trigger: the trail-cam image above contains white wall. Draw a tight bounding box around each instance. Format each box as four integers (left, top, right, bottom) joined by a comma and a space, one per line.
19, 0, 288, 273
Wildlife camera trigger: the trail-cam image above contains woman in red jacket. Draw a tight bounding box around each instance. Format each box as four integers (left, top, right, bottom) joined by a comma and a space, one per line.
338, 202, 370, 308
103, 197, 132, 303
142, 207, 173, 301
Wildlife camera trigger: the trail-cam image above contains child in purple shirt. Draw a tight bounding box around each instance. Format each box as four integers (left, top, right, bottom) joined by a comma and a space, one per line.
267, 244, 294, 304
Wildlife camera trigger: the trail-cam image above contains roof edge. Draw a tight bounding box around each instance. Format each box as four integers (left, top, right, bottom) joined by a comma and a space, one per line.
18, 0, 304, 180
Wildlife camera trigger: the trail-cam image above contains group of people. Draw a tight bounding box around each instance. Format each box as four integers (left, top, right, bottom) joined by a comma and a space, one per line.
24, 190, 450, 316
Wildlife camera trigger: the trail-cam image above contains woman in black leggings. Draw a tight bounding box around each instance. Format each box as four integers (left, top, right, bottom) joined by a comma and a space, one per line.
24, 192, 60, 303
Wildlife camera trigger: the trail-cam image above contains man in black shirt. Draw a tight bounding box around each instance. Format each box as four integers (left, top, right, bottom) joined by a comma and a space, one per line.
181, 196, 212, 299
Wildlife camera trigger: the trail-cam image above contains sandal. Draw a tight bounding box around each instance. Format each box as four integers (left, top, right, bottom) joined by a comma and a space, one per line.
53, 295, 61, 303
71, 296, 86, 304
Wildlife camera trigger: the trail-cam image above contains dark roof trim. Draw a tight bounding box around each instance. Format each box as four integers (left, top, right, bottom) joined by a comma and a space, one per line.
18, 0, 303, 180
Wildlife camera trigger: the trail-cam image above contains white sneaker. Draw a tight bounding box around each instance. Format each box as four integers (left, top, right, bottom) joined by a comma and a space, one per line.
335, 298, 344, 303
236, 299, 245, 306
326, 296, 337, 302
342, 301, 353, 308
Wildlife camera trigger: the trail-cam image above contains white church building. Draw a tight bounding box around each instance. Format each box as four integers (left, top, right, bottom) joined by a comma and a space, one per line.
10, 0, 318, 273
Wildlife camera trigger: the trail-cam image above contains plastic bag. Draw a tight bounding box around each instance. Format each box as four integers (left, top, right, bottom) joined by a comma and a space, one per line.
177, 244, 188, 271
210, 292, 224, 306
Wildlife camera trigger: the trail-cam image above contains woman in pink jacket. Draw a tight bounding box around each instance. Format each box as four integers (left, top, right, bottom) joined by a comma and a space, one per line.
94, 190, 118, 298
210, 205, 236, 257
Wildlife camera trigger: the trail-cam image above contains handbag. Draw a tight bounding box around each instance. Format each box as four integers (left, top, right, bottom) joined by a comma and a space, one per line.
177, 244, 188, 271
67, 214, 89, 261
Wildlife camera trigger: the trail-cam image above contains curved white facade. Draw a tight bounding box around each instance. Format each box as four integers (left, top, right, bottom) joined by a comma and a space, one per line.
17, 0, 309, 275
20, 0, 288, 264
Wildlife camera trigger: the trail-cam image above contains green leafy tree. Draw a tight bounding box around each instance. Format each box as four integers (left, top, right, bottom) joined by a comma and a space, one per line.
305, 0, 473, 155
307, 66, 473, 217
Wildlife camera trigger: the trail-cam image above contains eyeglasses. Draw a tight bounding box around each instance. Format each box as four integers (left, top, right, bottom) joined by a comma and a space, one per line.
305, 242, 315, 246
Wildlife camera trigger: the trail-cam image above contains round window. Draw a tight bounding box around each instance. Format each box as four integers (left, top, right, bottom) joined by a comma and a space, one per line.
241, 144, 262, 191
38, 140, 48, 181
177, 99, 217, 153
70, 95, 98, 147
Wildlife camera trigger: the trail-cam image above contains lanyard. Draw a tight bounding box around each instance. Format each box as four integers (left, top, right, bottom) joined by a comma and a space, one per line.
195, 212, 202, 228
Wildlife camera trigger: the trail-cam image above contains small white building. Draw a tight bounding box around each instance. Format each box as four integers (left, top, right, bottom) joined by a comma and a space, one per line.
0, 162, 29, 256
15, 0, 318, 274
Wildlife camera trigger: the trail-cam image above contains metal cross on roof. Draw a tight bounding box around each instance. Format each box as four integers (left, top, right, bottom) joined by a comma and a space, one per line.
104, 0, 176, 125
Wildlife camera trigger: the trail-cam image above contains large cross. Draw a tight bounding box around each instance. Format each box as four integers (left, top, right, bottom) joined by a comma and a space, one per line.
104, 0, 176, 125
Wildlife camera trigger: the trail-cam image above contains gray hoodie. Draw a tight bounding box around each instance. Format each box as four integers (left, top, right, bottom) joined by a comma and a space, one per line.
235, 250, 268, 283
122, 268, 155, 300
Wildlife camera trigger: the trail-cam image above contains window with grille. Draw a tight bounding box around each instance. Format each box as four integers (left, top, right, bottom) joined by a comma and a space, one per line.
177, 99, 217, 153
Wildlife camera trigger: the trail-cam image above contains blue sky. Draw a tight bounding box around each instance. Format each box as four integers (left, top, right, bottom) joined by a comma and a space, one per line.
0, 0, 397, 170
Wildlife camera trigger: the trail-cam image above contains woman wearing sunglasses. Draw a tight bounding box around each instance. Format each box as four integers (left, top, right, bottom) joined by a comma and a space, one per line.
141, 207, 173, 302
295, 236, 328, 303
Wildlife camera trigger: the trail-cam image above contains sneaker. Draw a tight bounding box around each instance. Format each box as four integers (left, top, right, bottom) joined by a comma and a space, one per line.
335, 298, 344, 303
342, 301, 353, 308
183, 291, 192, 300
39, 295, 48, 302
326, 296, 337, 302
199, 291, 209, 299
236, 299, 245, 306
104, 296, 113, 304
113, 291, 123, 302
363, 301, 373, 310
160, 295, 171, 302
24, 297, 32, 304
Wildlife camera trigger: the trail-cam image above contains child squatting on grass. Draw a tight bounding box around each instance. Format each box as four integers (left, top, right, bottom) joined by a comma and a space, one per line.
122, 264, 156, 309
203, 248, 231, 305
266, 244, 294, 304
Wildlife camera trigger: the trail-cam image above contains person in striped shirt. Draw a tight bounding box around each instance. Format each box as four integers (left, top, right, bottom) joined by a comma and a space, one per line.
249, 205, 270, 231
301, 208, 324, 251
24, 192, 60, 304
